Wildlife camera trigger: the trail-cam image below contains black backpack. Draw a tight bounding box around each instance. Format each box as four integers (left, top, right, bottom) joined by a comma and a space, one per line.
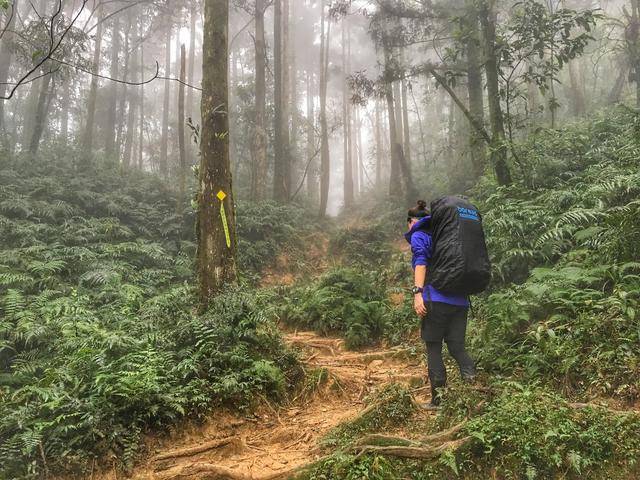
428, 196, 491, 295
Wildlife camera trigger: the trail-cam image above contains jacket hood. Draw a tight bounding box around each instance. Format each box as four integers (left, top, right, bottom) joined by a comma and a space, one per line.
404, 215, 431, 243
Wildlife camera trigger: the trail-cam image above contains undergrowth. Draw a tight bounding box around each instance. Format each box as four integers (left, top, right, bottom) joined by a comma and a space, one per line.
0, 157, 303, 478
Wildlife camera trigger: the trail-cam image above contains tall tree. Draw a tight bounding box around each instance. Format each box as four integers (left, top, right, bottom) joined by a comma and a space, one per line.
479, 0, 512, 186
251, 0, 268, 200
81, 4, 104, 155
318, 0, 331, 217
342, 19, 354, 208
0, 0, 19, 146
198, 0, 237, 304
306, 70, 317, 202
160, 25, 172, 175
464, 0, 487, 178
178, 44, 187, 213
105, 14, 121, 157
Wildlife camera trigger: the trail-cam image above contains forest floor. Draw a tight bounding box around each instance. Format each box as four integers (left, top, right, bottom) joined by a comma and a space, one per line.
83, 231, 431, 480
91, 331, 429, 480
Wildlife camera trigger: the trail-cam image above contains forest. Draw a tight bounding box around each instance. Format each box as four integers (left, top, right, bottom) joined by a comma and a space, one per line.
0, 0, 639, 479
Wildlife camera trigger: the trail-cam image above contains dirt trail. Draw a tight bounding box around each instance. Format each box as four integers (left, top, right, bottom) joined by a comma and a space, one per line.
110, 331, 428, 480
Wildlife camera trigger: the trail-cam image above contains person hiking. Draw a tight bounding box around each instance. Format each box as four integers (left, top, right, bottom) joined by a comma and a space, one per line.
405, 199, 478, 409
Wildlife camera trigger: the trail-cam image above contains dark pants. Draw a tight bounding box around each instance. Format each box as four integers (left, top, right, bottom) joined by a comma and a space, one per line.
421, 302, 476, 404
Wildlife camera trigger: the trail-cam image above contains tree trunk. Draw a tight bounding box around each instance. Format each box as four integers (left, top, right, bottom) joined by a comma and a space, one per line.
187, 1, 198, 165
105, 15, 121, 157
178, 44, 187, 213
281, 0, 291, 199
138, 38, 145, 169
160, 26, 172, 176
355, 106, 365, 192
318, 0, 331, 217
28, 74, 52, 154
383, 46, 401, 196
0, 0, 19, 146
464, 0, 487, 179
60, 78, 70, 146
631, 0, 640, 107
568, 60, 585, 116
123, 27, 139, 168
251, 0, 268, 201
306, 70, 317, 202
82, 5, 104, 155
342, 19, 354, 208
273, 0, 291, 202
479, 0, 512, 186
289, 0, 298, 181
374, 100, 383, 187
198, 0, 237, 305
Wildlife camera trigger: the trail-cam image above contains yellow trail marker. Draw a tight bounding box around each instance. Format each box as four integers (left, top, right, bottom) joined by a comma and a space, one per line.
217, 190, 231, 248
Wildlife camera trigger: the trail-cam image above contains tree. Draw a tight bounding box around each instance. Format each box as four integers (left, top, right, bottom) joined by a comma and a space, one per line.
342, 18, 354, 208
318, 0, 331, 217
177, 44, 186, 213
478, 0, 512, 186
198, 0, 237, 305
251, 0, 268, 201
160, 25, 172, 175
105, 14, 121, 157
81, 5, 104, 155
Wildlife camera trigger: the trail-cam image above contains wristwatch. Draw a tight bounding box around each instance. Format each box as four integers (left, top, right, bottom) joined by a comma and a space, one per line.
411, 286, 424, 295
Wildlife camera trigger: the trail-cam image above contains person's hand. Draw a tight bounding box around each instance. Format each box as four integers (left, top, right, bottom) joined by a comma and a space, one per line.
414, 294, 427, 317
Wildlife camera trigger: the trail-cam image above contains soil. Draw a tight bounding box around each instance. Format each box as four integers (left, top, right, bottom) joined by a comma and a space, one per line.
88, 331, 429, 480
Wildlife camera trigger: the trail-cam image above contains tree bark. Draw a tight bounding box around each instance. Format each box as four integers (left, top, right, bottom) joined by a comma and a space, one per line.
479, 0, 512, 186
251, 0, 268, 201
198, 0, 238, 305
105, 14, 121, 157
318, 0, 331, 217
178, 44, 187, 213
383, 45, 401, 197
123, 24, 139, 168
464, 0, 487, 179
138, 38, 145, 169
81, 4, 104, 155
160, 26, 172, 175
28, 74, 52, 154
374, 100, 383, 187
306, 70, 317, 202
0, 0, 19, 145
289, 0, 298, 183
342, 19, 354, 208
273, 0, 291, 202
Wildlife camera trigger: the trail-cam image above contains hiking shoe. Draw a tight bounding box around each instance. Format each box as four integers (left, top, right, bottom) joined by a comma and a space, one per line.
420, 402, 441, 411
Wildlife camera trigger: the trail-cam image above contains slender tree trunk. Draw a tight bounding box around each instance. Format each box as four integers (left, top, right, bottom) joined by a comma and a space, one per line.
123, 26, 139, 168
28, 74, 52, 154
464, 0, 487, 178
306, 70, 317, 202
290, 0, 298, 179
251, 0, 268, 201
0, 0, 19, 147
355, 106, 365, 192
105, 15, 121, 157
138, 39, 145, 169
479, 0, 512, 186
178, 44, 187, 213
383, 45, 401, 196
319, 0, 331, 217
198, 0, 237, 305
274, 0, 285, 200
342, 19, 354, 208
187, 2, 197, 121
374, 100, 383, 187
160, 26, 172, 175
282, 0, 291, 199
60, 78, 70, 146
568, 60, 585, 116
82, 5, 104, 155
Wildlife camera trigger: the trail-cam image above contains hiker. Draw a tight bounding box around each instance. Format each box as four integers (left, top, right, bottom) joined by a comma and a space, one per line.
405, 198, 489, 409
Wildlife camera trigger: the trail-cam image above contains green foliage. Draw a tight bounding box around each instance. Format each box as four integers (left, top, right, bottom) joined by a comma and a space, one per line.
329, 222, 395, 269
464, 383, 640, 479
321, 384, 415, 449
279, 267, 392, 349
470, 108, 640, 401
0, 158, 299, 478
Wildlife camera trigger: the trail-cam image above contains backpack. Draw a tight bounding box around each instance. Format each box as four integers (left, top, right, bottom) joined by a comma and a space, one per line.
428, 196, 491, 295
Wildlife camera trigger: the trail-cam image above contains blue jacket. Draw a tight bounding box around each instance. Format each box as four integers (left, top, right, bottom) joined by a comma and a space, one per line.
404, 216, 469, 307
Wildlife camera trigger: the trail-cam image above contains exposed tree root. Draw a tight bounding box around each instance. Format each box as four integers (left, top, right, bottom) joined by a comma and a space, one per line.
352, 436, 471, 460
152, 436, 245, 462
569, 402, 639, 415
156, 462, 251, 480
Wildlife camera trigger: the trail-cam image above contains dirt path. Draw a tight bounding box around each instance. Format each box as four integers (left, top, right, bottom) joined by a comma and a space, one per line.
109, 331, 428, 480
